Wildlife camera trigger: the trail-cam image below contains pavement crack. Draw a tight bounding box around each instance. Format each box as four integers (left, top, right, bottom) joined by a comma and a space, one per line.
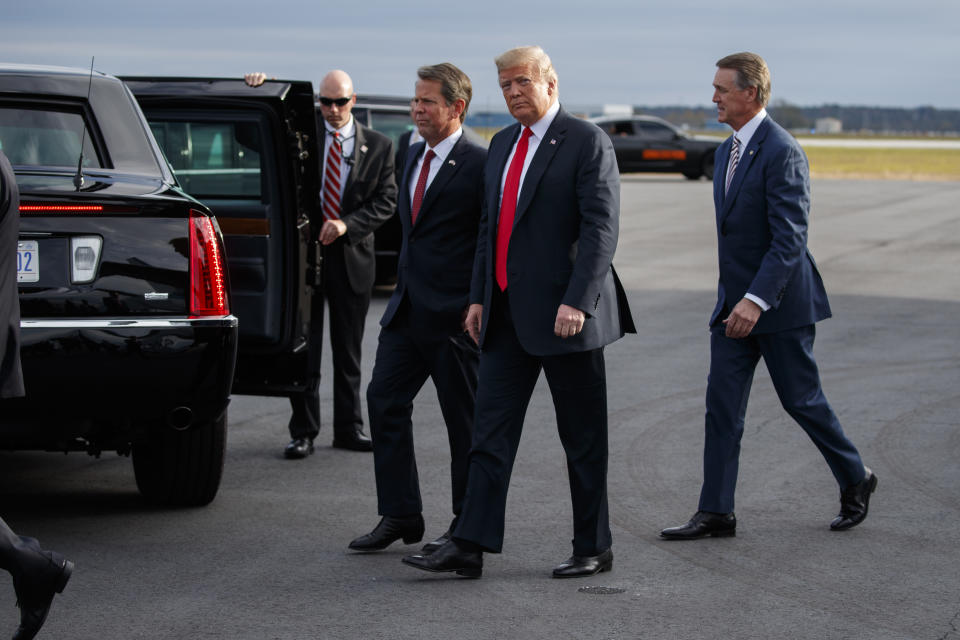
938, 606, 960, 640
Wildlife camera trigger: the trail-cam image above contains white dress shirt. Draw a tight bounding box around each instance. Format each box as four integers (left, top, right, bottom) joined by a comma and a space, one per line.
498, 100, 561, 208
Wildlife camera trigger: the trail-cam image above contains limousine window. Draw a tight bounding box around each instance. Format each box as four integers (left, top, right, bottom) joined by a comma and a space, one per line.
0, 105, 101, 168
149, 118, 262, 199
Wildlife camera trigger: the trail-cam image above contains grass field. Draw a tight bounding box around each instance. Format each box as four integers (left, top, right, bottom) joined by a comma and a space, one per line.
804, 147, 960, 181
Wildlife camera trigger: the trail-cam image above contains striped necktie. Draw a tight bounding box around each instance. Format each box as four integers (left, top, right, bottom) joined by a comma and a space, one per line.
725, 135, 740, 194
322, 132, 342, 221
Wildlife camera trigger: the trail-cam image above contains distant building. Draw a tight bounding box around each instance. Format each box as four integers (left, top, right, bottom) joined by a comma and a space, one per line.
815, 117, 843, 134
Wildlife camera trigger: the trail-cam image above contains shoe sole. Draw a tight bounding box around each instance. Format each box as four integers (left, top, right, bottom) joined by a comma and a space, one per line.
400, 557, 482, 578
552, 562, 613, 579
660, 529, 736, 540
348, 532, 424, 552
56, 560, 74, 594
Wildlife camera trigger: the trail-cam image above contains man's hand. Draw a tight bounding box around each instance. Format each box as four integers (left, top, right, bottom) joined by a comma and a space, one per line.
318, 219, 347, 245
554, 304, 585, 338
723, 297, 762, 339
464, 304, 483, 344
244, 72, 268, 87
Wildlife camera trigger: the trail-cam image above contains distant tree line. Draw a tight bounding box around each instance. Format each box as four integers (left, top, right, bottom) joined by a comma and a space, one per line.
635, 102, 960, 135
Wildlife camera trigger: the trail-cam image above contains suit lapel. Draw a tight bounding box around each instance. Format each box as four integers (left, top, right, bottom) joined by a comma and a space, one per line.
415, 136, 466, 227
514, 108, 566, 224
488, 124, 520, 238
344, 123, 367, 197
718, 116, 770, 223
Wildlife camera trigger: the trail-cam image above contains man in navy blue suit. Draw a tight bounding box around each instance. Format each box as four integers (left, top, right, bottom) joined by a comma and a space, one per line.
402, 46, 635, 579
661, 52, 876, 541
348, 63, 485, 554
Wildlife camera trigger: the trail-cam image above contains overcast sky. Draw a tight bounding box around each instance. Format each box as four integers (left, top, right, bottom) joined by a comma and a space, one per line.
2, 0, 958, 111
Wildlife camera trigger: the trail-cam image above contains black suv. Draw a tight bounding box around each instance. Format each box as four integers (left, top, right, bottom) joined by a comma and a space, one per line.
1, 66, 319, 506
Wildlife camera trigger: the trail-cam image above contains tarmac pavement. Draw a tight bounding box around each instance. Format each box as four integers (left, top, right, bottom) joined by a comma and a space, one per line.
1, 175, 958, 639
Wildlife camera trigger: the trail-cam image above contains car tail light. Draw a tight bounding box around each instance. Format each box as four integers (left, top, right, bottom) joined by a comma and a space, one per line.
188, 210, 229, 317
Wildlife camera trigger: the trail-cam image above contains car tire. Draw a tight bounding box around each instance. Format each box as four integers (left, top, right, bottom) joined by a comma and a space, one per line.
682, 170, 702, 180
701, 151, 716, 181
132, 411, 227, 507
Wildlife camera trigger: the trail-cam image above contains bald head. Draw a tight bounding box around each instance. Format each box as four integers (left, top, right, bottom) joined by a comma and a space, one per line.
318, 69, 356, 129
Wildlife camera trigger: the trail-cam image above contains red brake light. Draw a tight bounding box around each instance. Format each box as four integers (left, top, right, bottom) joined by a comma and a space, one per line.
188, 210, 229, 317
20, 204, 104, 212
19, 202, 139, 214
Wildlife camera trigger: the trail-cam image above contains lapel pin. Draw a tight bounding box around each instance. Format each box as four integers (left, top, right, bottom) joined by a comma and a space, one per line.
360, 144, 368, 154
749, 150, 754, 156
550, 139, 557, 145
448, 159, 456, 166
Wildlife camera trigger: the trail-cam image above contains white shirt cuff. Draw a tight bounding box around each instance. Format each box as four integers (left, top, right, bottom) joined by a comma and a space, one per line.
744, 293, 770, 311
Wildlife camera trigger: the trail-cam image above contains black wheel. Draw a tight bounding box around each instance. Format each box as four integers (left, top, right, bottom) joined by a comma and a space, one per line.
682, 170, 701, 180
701, 151, 716, 181
133, 411, 227, 507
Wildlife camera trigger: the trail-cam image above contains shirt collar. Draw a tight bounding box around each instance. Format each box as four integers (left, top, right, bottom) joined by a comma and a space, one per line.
425, 126, 462, 163
324, 115, 355, 140
526, 100, 560, 141
733, 108, 767, 148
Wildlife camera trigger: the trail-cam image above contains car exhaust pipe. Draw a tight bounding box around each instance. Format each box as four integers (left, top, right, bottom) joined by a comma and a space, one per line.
167, 406, 194, 431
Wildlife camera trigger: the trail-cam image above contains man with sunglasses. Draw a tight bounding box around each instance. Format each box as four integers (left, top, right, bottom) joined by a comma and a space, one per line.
247, 69, 397, 457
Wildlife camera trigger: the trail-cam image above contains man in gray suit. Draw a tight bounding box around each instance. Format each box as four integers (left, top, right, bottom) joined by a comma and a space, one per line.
0, 148, 74, 640
402, 46, 635, 579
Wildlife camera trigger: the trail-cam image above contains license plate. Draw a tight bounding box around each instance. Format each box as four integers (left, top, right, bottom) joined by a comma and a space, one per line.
17, 240, 39, 283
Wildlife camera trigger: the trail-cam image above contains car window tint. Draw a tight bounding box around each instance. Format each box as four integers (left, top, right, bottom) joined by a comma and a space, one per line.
365, 110, 414, 149
609, 121, 635, 136
0, 106, 101, 168
149, 120, 262, 199
636, 121, 676, 141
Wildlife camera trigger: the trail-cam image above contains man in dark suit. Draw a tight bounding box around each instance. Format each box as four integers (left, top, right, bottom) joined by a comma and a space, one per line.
250, 70, 397, 457
348, 63, 485, 554
402, 46, 635, 579
660, 52, 876, 541
0, 149, 74, 640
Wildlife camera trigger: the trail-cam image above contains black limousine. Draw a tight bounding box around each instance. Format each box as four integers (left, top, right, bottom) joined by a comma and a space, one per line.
1, 65, 320, 506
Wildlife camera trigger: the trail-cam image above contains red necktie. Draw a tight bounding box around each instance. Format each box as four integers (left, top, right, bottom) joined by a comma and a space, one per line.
322, 132, 342, 221
495, 127, 533, 291
410, 148, 435, 225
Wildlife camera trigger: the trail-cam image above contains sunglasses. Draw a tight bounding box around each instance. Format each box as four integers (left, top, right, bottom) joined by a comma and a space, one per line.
319, 96, 352, 107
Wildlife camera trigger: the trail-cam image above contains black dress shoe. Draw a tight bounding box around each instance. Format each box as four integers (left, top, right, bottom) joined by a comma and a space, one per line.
348, 515, 425, 551
660, 511, 736, 540
332, 427, 373, 452
284, 438, 314, 459
13, 546, 73, 640
402, 540, 483, 578
831, 467, 878, 531
552, 548, 613, 578
421, 529, 451, 554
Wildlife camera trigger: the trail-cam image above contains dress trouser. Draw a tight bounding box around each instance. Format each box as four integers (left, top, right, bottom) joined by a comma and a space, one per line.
699, 324, 867, 514
0, 517, 47, 585
288, 241, 370, 440
453, 290, 611, 556
366, 297, 478, 523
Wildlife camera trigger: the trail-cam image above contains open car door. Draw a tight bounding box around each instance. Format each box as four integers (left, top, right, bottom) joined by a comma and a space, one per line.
124, 77, 321, 396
